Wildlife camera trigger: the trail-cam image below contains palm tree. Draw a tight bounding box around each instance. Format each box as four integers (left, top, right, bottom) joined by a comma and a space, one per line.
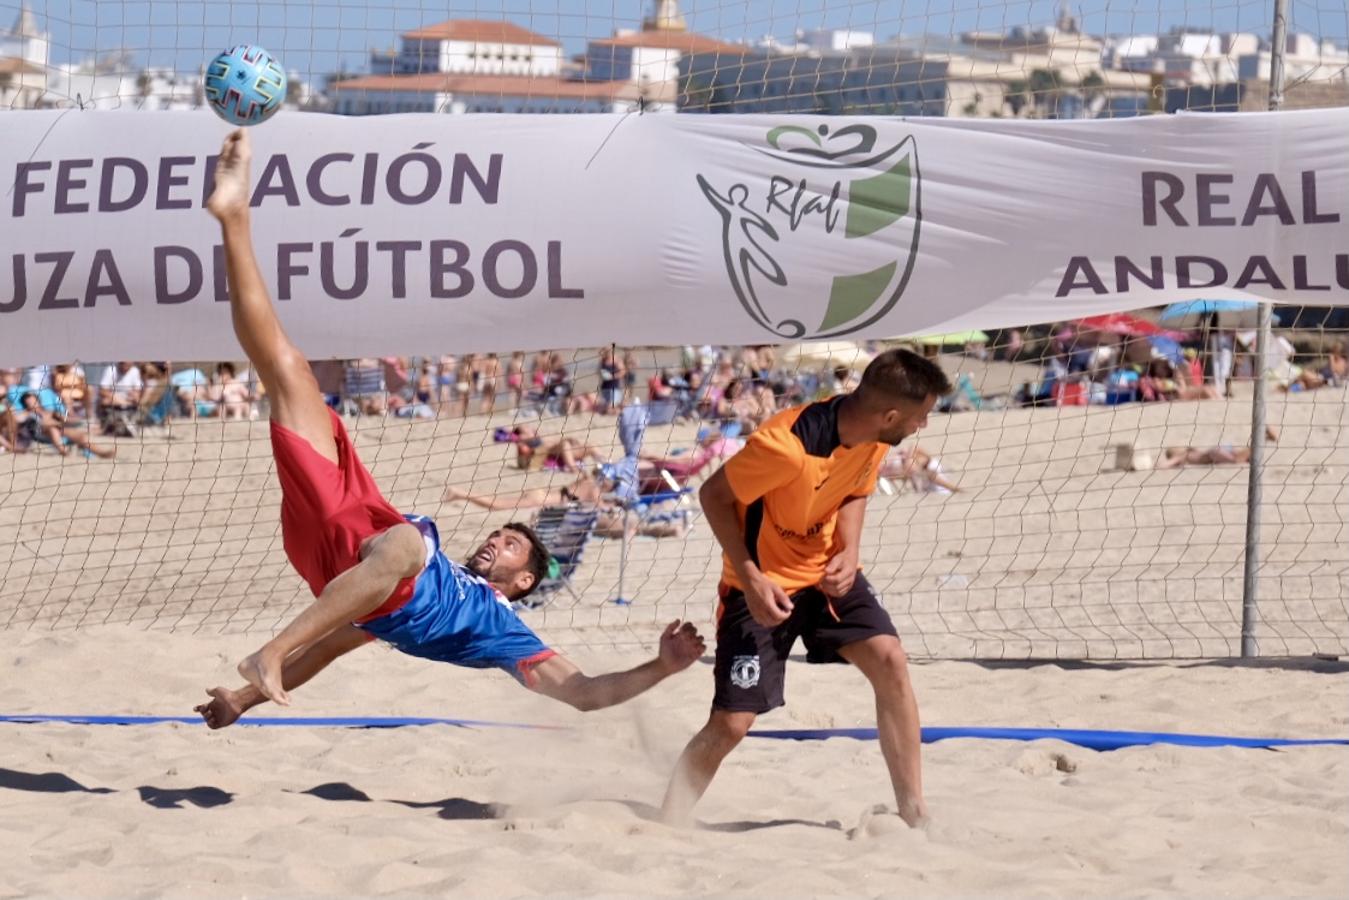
1006, 78, 1029, 116
1027, 68, 1060, 117
1080, 70, 1106, 117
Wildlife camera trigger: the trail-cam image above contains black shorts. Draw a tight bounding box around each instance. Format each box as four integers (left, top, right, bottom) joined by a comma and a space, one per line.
712, 571, 898, 714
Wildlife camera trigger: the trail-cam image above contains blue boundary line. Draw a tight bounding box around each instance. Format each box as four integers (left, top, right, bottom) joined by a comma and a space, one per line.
751, 726, 1349, 751
2, 715, 1346, 750
0, 714, 556, 730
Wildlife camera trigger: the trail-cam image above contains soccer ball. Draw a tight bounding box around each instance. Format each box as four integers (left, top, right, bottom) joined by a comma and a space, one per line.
204, 45, 287, 126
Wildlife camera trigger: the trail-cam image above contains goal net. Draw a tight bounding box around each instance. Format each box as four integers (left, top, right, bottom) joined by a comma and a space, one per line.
1, 0, 1346, 659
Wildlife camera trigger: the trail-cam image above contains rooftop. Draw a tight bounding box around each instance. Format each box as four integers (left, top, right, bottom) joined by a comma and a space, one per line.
402, 19, 560, 47
331, 72, 642, 100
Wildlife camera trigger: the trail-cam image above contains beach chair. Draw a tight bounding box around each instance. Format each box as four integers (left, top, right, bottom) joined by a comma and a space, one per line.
644, 398, 678, 426
520, 503, 601, 610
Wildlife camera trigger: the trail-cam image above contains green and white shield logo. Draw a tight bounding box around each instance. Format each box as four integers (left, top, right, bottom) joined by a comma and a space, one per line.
698, 123, 921, 340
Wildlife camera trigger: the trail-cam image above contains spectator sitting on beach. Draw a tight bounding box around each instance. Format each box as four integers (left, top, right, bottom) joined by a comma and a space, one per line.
648, 368, 676, 404
444, 473, 688, 539
0, 397, 17, 453
16, 391, 115, 459
1281, 345, 1348, 392
1140, 359, 1220, 402
210, 363, 253, 420
98, 361, 143, 436
880, 445, 961, 494
52, 365, 89, 420
501, 423, 604, 472
637, 427, 742, 493
716, 379, 775, 432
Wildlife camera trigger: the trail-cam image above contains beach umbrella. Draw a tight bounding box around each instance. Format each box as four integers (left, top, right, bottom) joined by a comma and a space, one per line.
1147, 335, 1185, 365
1158, 299, 1276, 329
781, 340, 874, 371
912, 330, 990, 346
1076, 313, 1184, 339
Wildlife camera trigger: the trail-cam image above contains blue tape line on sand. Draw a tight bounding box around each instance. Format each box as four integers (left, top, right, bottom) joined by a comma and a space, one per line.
2, 716, 1345, 750
750, 726, 1349, 751
0, 714, 554, 730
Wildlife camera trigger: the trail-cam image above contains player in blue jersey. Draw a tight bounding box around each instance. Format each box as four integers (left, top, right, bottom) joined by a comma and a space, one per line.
194, 128, 703, 729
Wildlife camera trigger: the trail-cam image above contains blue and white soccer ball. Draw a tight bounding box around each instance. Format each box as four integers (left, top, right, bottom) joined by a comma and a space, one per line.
204, 45, 286, 126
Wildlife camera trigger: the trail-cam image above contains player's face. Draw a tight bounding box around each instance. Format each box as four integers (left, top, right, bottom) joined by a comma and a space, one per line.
465, 528, 532, 586
877, 395, 937, 446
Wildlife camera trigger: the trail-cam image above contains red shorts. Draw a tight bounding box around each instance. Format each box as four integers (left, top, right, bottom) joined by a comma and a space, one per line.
271, 409, 415, 622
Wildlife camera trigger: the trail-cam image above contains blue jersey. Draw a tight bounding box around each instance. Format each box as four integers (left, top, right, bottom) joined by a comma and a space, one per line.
356, 516, 554, 683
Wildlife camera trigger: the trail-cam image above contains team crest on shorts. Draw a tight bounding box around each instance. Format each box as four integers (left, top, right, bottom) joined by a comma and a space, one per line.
730, 655, 761, 689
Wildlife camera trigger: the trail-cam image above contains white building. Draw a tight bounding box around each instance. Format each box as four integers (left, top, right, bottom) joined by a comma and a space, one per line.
1105, 30, 1261, 85
0, 3, 48, 109
369, 19, 565, 78
794, 29, 874, 53
584, 29, 749, 109
333, 1, 736, 114
681, 18, 1150, 118
1236, 33, 1349, 87
332, 72, 640, 114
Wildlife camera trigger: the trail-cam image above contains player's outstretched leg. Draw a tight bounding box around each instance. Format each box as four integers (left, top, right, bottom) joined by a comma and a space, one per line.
206, 128, 337, 464
207, 129, 425, 704
660, 709, 756, 824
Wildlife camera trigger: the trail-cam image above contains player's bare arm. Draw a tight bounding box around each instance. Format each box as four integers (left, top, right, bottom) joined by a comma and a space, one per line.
698, 469, 793, 627
821, 495, 866, 598
531, 621, 705, 711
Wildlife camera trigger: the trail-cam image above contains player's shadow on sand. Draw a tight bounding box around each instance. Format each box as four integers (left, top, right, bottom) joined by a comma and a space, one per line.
0, 766, 115, 795
612, 798, 843, 833
137, 785, 234, 809
0, 767, 233, 809
296, 781, 501, 820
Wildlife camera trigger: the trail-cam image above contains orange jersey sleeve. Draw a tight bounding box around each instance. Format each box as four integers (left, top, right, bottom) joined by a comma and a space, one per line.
723, 424, 805, 506
849, 444, 890, 498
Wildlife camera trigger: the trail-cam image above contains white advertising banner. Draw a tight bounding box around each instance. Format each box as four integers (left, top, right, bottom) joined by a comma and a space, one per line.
2, 109, 1346, 366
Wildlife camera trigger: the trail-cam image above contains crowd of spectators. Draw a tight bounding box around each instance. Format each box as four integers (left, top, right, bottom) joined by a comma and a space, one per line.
3, 322, 1344, 475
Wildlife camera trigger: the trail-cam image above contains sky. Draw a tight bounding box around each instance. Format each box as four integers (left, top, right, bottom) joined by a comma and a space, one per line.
11, 0, 1345, 78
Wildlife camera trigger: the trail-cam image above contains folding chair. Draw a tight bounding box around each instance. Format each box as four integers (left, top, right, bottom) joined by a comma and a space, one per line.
521, 503, 601, 610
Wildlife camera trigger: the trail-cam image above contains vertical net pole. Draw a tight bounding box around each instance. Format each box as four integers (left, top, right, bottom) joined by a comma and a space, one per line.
1241, 0, 1291, 658
1241, 303, 1273, 658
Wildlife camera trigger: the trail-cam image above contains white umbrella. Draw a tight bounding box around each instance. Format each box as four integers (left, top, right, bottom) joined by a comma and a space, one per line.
781, 341, 874, 371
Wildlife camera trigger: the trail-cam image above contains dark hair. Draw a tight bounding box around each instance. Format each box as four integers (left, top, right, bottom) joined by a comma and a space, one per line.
18, 391, 38, 408
857, 349, 952, 405
504, 521, 551, 600
217, 362, 237, 377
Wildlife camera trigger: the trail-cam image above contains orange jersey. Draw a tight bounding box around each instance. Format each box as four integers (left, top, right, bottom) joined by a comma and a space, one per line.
721, 397, 886, 592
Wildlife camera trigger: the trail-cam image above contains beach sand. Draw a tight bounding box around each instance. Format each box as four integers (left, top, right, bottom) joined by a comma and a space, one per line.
1, 362, 1347, 896
1, 629, 1346, 897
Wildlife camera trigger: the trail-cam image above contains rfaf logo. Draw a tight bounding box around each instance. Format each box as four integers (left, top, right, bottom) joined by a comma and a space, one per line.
698, 123, 921, 340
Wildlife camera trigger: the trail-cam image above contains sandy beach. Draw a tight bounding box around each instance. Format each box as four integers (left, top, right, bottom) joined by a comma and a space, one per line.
1, 358, 1347, 896
2, 629, 1347, 897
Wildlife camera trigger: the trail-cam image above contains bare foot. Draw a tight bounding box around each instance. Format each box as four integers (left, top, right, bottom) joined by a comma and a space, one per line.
194, 686, 248, 729
237, 650, 290, 706
206, 129, 252, 221
896, 798, 930, 829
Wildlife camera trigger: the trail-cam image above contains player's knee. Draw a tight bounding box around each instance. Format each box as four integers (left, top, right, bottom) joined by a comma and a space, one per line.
703, 711, 755, 750
376, 523, 426, 577
870, 641, 912, 690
